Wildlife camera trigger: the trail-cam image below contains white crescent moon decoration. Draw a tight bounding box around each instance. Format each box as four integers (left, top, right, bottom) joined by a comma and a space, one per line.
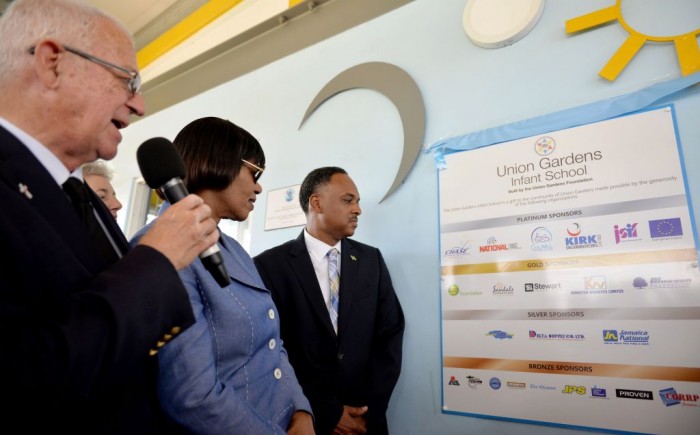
299, 62, 426, 204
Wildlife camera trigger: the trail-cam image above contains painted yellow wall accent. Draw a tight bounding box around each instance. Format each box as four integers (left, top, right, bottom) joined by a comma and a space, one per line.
137, 0, 244, 70
566, 0, 700, 81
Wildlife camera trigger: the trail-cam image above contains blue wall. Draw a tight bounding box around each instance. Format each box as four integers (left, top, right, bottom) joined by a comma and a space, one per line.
114, 1, 700, 433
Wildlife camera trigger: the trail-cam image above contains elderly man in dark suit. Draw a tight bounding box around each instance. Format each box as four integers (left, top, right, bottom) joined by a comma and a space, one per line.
0, 0, 219, 433
255, 166, 405, 435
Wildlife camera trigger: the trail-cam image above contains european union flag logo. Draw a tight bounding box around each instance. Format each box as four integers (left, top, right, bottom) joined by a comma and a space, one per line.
649, 218, 683, 238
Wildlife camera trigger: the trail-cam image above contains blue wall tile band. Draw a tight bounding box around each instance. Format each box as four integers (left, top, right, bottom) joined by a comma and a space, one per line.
426, 71, 700, 169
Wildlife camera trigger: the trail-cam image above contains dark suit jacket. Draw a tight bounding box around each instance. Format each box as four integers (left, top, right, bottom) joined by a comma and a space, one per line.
254, 231, 405, 435
0, 125, 195, 434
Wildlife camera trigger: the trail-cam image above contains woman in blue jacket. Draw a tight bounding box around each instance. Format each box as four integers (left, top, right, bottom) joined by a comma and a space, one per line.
132, 117, 314, 434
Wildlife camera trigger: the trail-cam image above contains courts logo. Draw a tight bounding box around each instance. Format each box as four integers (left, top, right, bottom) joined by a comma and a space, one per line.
486, 330, 513, 340
614, 223, 640, 244
603, 329, 650, 345
649, 218, 683, 240
565, 223, 602, 249
531, 227, 553, 251
447, 376, 460, 386
443, 241, 472, 258
535, 136, 556, 156
659, 387, 699, 407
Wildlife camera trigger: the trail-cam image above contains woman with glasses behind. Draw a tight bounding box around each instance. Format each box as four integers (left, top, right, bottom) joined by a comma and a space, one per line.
131, 117, 314, 434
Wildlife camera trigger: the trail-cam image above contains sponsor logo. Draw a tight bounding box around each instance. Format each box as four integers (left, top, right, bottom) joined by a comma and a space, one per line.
466, 375, 483, 389
659, 387, 700, 407
479, 237, 521, 253
529, 330, 585, 341
603, 329, 650, 345
649, 218, 683, 239
591, 386, 608, 399
634, 276, 692, 289
490, 377, 502, 390
507, 382, 526, 390
565, 223, 602, 249
614, 223, 640, 244
492, 282, 514, 295
486, 330, 513, 340
616, 389, 654, 400
529, 383, 557, 391
445, 283, 482, 296
633, 277, 648, 289
562, 385, 586, 395
524, 282, 562, 292
535, 136, 556, 156
570, 276, 624, 295
447, 376, 460, 386
531, 227, 553, 251
443, 241, 472, 258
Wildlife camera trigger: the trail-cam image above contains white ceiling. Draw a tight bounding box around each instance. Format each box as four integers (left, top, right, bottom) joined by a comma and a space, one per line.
85, 0, 181, 35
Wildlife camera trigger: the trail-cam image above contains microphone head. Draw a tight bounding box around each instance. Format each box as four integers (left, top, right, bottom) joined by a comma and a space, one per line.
136, 137, 186, 188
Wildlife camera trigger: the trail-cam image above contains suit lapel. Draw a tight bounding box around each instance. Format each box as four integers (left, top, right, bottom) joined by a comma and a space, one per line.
0, 127, 105, 273
338, 239, 359, 335
289, 232, 337, 336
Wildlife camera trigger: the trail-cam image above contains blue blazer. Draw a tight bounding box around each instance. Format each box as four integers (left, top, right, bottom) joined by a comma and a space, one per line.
132, 204, 311, 434
0, 125, 194, 433
254, 232, 405, 435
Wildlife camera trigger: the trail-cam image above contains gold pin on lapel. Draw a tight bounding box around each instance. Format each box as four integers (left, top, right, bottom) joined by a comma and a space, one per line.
18, 183, 32, 199
350, 255, 357, 261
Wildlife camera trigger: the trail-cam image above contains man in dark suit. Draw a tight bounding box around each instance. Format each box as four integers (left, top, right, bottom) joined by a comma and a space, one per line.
0, 0, 220, 433
255, 167, 405, 434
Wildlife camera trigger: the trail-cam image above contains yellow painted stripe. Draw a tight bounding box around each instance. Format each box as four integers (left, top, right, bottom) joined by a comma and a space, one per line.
441, 248, 697, 276
137, 0, 245, 70
289, 0, 305, 6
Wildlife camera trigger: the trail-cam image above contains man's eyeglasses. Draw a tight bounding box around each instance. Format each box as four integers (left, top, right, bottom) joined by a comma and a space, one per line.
241, 159, 265, 183
28, 44, 142, 96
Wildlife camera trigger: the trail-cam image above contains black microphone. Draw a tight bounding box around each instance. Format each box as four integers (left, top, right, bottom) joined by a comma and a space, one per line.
136, 137, 230, 288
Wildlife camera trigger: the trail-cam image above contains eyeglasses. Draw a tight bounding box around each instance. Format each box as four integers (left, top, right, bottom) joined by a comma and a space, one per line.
28, 44, 142, 96
241, 159, 265, 183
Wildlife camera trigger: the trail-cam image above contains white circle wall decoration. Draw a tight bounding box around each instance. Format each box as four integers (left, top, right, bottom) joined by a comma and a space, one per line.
462, 0, 546, 49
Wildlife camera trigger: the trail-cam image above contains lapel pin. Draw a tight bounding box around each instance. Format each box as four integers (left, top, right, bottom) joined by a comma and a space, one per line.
18, 183, 33, 199
350, 255, 357, 261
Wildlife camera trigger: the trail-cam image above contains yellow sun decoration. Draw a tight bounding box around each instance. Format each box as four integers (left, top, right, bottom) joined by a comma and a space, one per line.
566, 0, 700, 80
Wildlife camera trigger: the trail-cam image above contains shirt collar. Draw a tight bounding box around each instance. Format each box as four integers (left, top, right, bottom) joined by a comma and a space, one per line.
0, 116, 77, 185
304, 228, 341, 262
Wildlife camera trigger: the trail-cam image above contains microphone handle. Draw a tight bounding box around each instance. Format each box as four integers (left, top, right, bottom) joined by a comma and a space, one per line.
159, 178, 231, 288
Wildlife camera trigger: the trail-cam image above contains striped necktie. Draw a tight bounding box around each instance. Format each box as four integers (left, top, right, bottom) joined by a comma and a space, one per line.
327, 248, 340, 334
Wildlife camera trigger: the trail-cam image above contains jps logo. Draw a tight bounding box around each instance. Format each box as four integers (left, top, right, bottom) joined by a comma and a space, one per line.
563, 385, 586, 395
